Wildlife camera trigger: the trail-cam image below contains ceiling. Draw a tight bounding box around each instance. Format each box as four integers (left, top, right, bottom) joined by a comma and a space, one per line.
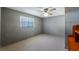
65, 7, 79, 13
7, 7, 65, 18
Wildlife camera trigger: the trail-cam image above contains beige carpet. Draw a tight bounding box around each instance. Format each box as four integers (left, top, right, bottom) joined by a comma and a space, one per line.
0, 34, 67, 51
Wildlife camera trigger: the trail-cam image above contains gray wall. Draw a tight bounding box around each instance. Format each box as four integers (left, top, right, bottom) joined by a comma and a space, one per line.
1, 8, 42, 46
65, 7, 79, 36
0, 7, 1, 46
65, 7, 79, 48
43, 15, 65, 37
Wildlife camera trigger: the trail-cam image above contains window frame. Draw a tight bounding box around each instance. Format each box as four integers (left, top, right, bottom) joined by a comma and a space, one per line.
20, 16, 34, 28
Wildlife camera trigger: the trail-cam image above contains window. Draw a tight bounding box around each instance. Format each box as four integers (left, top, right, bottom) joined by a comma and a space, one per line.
20, 16, 34, 28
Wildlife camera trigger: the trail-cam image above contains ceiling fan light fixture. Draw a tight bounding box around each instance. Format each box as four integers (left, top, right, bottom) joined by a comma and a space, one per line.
40, 7, 56, 17
43, 13, 48, 16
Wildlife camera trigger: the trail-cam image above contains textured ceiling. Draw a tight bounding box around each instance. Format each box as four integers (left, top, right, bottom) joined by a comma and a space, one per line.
7, 7, 65, 18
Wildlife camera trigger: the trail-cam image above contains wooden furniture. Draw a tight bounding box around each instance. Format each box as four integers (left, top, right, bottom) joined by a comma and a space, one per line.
68, 25, 79, 51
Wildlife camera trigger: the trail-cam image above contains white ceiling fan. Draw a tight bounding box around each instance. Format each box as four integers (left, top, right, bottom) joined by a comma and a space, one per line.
40, 7, 56, 16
